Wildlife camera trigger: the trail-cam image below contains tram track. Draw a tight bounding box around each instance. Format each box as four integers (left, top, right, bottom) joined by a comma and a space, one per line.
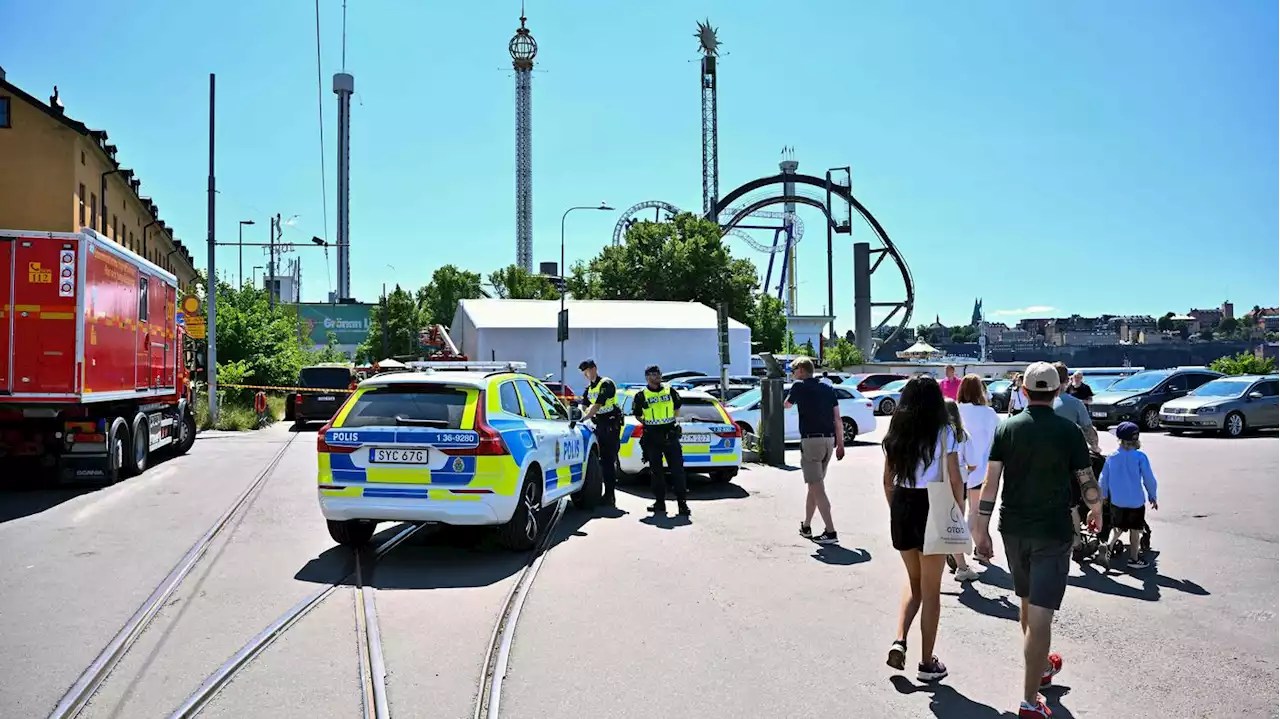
47, 431, 301, 719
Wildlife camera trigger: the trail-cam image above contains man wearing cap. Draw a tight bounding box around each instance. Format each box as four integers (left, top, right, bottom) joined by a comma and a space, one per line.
971, 362, 1103, 719
1051, 362, 1100, 454
579, 359, 621, 508
630, 364, 691, 517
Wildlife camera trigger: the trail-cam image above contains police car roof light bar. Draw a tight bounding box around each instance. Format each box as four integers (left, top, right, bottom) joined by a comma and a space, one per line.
405, 360, 529, 373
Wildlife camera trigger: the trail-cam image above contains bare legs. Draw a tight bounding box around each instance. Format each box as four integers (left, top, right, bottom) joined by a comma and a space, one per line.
898, 549, 947, 663
1020, 599, 1055, 705
806, 480, 835, 533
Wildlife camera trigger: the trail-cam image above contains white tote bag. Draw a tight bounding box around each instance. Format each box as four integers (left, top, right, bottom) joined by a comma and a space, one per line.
923, 437, 973, 555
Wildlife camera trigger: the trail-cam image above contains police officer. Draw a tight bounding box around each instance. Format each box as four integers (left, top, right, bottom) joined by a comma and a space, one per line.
578, 359, 621, 508
630, 365, 691, 517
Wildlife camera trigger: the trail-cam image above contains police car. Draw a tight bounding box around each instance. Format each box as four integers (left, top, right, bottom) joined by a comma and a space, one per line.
608, 388, 742, 483
316, 362, 601, 550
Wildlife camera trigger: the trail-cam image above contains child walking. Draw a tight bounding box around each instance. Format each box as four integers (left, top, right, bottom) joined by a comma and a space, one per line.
1098, 422, 1158, 570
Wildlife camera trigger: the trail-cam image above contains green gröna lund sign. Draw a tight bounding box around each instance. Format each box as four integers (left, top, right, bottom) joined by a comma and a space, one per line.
289, 303, 374, 346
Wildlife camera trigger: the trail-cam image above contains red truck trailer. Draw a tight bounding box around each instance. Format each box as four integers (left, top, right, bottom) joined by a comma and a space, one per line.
0, 228, 196, 483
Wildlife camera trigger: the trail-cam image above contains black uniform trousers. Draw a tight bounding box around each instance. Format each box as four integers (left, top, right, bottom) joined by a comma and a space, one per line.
593, 412, 622, 493
641, 425, 687, 503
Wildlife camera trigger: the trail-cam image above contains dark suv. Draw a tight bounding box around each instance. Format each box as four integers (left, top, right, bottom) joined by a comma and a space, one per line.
291, 364, 356, 427
1088, 367, 1222, 430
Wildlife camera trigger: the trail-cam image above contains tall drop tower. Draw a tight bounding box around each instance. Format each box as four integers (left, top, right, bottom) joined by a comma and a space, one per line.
696, 19, 720, 218
510, 7, 538, 272
333, 71, 354, 300
780, 152, 799, 314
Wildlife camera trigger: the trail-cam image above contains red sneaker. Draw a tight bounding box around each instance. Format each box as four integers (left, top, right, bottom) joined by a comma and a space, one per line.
1040, 652, 1063, 687
1019, 697, 1052, 718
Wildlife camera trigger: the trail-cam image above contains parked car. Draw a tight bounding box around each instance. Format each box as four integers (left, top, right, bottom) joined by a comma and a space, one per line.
290, 364, 357, 427
1159, 374, 1279, 437
543, 381, 578, 406
865, 378, 909, 415
610, 389, 743, 483
661, 370, 708, 382
678, 376, 728, 390
845, 373, 908, 393
983, 378, 1014, 413
728, 375, 761, 386
706, 384, 757, 402
724, 384, 876, 444
1088, 367, 1223, 430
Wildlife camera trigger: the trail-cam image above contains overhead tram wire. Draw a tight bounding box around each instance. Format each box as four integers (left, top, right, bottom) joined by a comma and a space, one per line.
314, 0, 330, 250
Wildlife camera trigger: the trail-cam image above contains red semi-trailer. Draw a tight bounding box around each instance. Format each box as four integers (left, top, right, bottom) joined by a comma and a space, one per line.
0, 228, 196, 482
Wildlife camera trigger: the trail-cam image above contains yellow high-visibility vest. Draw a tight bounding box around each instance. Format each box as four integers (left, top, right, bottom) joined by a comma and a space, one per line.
640, 385, 676, 425
587, 378, 618, 414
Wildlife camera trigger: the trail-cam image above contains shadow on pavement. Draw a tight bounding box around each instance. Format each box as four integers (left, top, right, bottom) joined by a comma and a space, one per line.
639, 513, 692, 530
0, 486, 98, 523
1067, 552, 1209, 602
294, 522, 412, 586
811, 545, 871, 566
1041, 685, 1078, 718
955, 581, 1020, 621
888, 675, 1007, 718
616, 478, 750, 502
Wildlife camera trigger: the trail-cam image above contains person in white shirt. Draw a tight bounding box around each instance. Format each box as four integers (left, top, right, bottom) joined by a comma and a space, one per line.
953, 376, 1001, 577
1007, 373, 1029, 415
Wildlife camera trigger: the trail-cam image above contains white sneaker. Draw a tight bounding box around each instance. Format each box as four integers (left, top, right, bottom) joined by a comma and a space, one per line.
954, 566, 980, 582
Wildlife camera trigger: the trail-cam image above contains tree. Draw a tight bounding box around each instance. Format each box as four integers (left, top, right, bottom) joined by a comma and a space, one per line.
825, 337, 865, 369
565, 213, 759, 325
784, 330, 798, 354
1156, 312, 1176, 332
916, 325, 936, 343
210, 281, 311, 390
747, 294, 787, 354
801, 339, 816, 357
1198, 328, 1216, 342
357, 285, 423, 362
949, 325, 979, 343
1218, 316, 1240, 336
489, 264, 558, 300
417, 265, 484, 326
1210, 351, 1276, 376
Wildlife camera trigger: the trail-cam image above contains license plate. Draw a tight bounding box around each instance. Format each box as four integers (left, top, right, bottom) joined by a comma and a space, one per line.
1091, 411, 1106, 419
681, 433, 712, 444
370, 448, 429, 464
1161, 415, 1183, 423
316, 396, 336, 402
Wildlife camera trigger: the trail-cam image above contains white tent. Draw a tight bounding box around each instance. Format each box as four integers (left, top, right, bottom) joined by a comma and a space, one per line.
897, 341, 943, 359
450, 299, 752, 385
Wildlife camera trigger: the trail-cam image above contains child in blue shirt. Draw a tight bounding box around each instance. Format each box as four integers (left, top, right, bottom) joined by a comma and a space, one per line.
1099, 422, 1159, 569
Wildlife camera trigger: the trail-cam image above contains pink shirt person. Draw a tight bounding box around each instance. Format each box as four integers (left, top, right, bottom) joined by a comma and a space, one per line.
939, 367, 961, 400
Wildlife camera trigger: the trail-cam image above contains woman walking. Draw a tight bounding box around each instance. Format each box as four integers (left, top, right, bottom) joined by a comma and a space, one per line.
952, 376, 1000, 576
1007, 373, 1028, 416
883, 376, 966, 682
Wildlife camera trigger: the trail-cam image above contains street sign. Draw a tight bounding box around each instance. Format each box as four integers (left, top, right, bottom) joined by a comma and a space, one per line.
176, 312, 186, 327
186, 316, 207, 340
180, 295, 201, 316
557, 308, 569, 342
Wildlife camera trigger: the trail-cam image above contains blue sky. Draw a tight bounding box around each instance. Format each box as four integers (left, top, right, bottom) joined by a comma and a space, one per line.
4, 1, 1276, 331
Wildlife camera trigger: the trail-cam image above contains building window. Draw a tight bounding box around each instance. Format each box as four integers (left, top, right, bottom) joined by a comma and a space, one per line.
111, 215, 118, 241
138, 278, 149, 322
89, 193, 98, 230
81, 150, 85, 165
129, 231, 134, 252
78, 184, 87, 226
0, 97, 10, 128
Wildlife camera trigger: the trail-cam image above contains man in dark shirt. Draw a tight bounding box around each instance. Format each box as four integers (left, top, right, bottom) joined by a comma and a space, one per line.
630, 365, 690, 516
579, 359, 622, 508
1065, 371, 1095, 405
972, 362, 1102, 718
784, 356, 845, 545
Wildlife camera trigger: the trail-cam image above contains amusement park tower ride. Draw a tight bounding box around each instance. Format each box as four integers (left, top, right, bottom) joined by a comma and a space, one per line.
510, 6, 537, 273
697, 19, 720, 218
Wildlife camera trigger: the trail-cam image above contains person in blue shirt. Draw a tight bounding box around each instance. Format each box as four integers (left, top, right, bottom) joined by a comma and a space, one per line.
1098, 422, 1159, 569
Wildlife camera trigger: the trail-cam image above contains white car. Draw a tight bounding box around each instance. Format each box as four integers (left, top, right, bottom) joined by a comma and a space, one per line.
724, 383, 876, 444
606, 389, 743, 483
316, 367, 601, 550
864, 378, 909, 415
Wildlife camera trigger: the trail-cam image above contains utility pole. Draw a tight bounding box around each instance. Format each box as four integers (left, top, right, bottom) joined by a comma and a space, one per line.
206, 73, 218, 423
381, 282, 389, 360
268, 213, 278, 309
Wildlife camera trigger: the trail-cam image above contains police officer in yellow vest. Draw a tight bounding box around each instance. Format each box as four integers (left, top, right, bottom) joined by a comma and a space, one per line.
630, 365, 691, 517
578, 358, 621, 508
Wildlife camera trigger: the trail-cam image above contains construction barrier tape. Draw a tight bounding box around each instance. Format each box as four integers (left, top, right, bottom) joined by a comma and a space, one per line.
217, 384, 356, 394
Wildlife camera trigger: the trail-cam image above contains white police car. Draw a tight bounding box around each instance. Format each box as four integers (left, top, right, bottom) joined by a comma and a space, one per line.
608, 388, 743, 483
316, 363, 601, 550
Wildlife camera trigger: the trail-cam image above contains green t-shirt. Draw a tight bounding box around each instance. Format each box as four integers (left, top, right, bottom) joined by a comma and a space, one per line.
989, 405, 1091, 541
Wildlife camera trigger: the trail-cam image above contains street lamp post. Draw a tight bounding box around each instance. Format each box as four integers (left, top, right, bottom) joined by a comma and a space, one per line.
559, 204, 614, 386
238, 219, 255, 287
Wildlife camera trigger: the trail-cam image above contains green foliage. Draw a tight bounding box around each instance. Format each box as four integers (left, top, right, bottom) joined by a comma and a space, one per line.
417, 265, 484, 326
783, 330, 798, 354
825, 337, 866, 369
1199, 328, 1216, 341
309, 331, 349, 364
215, 359, 253, 405
800, 339, 816, 357
843, 329, 856, 344
566, 212, 760, 326
1217, 316, 1239, 336
747, 294, 788, 354
949, 325, 980, 343
1209, 351, 1276, 376
357, 285, 423, 363
210, 282, 312, 390
916, 325, 936, 343
489, 264, 559, 300
1156, 312, 1176, 332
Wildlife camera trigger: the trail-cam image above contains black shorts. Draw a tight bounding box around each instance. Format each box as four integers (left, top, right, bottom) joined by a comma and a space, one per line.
1111, 505, 1146, 531
890, 487, 929, 552
1002, 534, 1072, 611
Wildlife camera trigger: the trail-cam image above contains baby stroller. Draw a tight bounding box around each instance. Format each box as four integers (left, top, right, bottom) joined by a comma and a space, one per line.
1077, 451, 1153, 565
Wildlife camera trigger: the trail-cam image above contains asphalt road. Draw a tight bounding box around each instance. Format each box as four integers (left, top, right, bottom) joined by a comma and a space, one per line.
1, 418, 1275, 718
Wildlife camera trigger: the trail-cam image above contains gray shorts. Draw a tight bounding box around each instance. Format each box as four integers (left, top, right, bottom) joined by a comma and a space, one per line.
799, 436, 834, 484
1001, 534, 1072, 611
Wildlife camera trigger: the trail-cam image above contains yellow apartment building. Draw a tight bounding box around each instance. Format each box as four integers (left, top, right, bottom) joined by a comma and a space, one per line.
0, 68, 197, 290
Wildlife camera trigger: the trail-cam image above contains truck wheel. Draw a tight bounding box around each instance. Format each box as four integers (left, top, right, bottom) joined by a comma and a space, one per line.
126, 413, 150, 476
571, 448, 602, 510
105, 417, 129, 484
498, 469, 543, 551
175, 408, 197, 455
327, 519, 376, 547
